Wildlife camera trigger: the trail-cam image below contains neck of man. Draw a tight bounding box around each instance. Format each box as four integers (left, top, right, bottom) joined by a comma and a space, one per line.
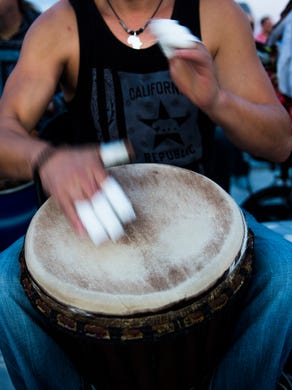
99, 0, 170, 33
100, 0, 167, 18
0, 5, 23, 40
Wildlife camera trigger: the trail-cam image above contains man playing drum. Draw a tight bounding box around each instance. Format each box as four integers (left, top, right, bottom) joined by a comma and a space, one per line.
0, 0, 291, 389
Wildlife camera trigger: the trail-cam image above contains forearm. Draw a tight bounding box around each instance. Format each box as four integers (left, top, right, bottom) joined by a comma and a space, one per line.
205, 89, 292, 162
168, 50, 292, 163
0, 117, 49, 180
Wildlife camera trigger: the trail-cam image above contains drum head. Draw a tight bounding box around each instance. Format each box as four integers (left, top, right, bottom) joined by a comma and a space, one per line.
25, 164, 246, 316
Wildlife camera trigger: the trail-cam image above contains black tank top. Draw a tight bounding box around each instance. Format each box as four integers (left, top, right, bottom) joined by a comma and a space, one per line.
66, 0, 213, 171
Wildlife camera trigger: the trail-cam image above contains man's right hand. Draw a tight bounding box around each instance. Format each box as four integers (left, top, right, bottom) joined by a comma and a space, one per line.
37, 143, 135, 245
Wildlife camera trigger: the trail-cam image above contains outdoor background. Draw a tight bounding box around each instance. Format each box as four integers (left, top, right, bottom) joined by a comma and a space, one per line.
31, 0, 289, 31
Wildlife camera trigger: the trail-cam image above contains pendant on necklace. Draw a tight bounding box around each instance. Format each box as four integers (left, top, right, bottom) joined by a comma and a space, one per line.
127, 34, 143, 49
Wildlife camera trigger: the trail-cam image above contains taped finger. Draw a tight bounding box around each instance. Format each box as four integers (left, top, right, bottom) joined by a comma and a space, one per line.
75, 199, 109, 246
91, 191, 125, 241
102, 176, 136, 224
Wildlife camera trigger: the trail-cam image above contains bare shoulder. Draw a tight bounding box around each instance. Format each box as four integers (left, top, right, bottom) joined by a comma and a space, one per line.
23, 1, 77, 50
199, 0, 277, 104
16, 0, 79, 97
199, 0, 254, 56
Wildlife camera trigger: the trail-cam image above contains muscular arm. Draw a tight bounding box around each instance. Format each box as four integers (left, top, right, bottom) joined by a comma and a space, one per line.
169, 0, 292, 162
0, 1, 110, 235
0, 0, 74, 179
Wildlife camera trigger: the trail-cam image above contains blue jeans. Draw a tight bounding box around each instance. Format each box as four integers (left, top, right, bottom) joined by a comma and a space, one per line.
0, 212, 291, 389
211, 212, 292, 389
0, 238, 87, 390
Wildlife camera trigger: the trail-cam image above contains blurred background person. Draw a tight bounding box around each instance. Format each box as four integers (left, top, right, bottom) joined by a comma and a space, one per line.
255, 15, 273, 43
238, 2, 255, 31
267, 0, 292, 120
0, 0, 40, 100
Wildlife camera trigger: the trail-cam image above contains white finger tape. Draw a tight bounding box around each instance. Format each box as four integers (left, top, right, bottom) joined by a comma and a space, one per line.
75, 199, 109, 246
100, 140, 131, 168
150, 19, 203, 58
102, 176, 136, 224
91, 191, 125, 241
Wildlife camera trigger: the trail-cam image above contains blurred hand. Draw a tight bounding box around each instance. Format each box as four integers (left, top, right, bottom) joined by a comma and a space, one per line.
39, 145, 108, 236
169, 44, 220, 113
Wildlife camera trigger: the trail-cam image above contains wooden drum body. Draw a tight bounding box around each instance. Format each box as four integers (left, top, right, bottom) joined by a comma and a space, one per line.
20, 164, 253, 389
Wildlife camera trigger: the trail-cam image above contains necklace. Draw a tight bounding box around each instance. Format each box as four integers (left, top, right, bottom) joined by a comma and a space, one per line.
106, 0, 163, 49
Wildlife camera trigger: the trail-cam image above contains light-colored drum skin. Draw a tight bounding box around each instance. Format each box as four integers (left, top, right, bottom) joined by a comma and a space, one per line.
20, 164, 253, 389
24, 164, 247, 314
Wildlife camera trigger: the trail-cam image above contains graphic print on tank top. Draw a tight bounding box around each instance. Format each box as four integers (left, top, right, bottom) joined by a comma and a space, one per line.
90, 67, 203, 167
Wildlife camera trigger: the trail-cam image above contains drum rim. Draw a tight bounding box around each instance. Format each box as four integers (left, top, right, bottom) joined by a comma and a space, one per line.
19, 230, 254, 342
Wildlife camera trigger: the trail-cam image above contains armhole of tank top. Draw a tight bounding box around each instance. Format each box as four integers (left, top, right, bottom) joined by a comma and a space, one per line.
173, 0, 201, 39
173, 0, 213, 174
67, 0, 93, 108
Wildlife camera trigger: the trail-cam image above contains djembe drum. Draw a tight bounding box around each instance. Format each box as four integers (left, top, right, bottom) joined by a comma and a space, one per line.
20, 164, 253, 389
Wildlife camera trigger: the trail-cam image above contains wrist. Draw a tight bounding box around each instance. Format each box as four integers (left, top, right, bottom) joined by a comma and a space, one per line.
32, 144, 57, 176
204, 88, 229, 122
